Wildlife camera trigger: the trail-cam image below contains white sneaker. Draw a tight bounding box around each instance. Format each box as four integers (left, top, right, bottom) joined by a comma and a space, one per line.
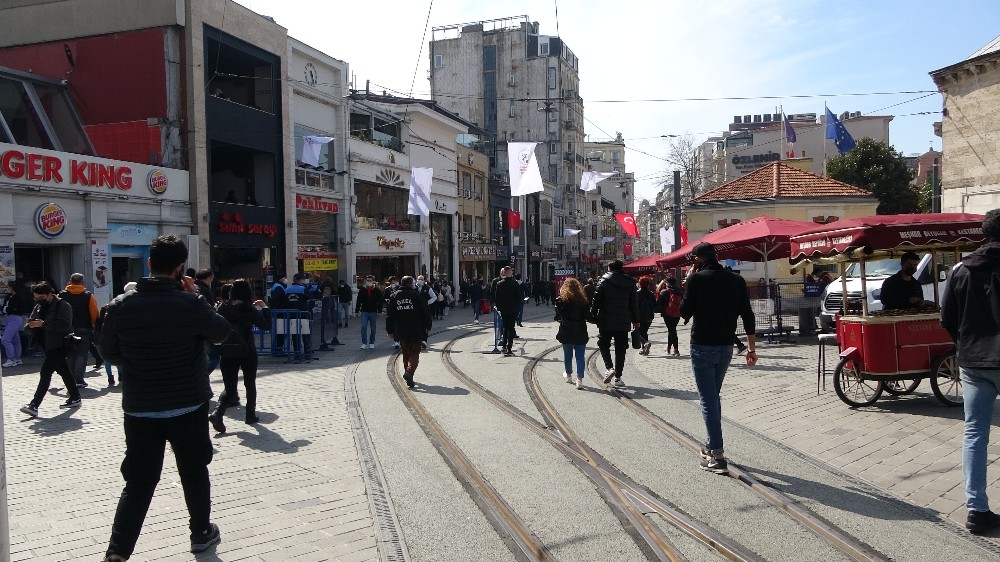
603, 368, 616, 384
576, 378, 584, 390
360, 344, 368, 350
14, 359, 22, 366
563, 372, 573, 383
392, 342, 400, 349
1, 359, 17, 368
641, 342, 651, 355
368, 344, 375, 349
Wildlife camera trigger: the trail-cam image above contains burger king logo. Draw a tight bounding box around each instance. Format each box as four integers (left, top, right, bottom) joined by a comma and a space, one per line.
35, 203, 66, 238
147, 169, 168, 195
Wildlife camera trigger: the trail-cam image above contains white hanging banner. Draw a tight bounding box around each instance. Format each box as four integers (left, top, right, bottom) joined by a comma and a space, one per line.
601, 236, 616, 244
91, 243, 112, 307
661, 227, 673, 254
563, 228, 581, 236
507, 142, 544, 196
301, 136, 335, 167
579, 170, 618, 192
407, 167, 432, 217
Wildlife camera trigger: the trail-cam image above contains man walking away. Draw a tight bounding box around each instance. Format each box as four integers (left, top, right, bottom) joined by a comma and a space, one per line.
469, 277, 484, 324
99, 234, 230, 561
337, 279, 353, 327
941, 209, 1000, 535
386, 276, 432, 388
355, 275, 383, 349
679, 242, 757, 476
416, 275, 436, 349
592, 260, 639, 387
493, 267, 522, 357
59, 273, 99, 387
19, 283, 82, 417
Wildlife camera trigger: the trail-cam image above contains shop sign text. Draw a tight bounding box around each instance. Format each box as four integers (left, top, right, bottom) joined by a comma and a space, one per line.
295, 194, 339, 213
376, 236, 406, 249
217, 212, 278, 237
35, 202, 67, 238
1, 149, 135, 190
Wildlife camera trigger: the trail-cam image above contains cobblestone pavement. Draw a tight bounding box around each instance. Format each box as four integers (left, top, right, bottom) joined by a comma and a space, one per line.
1, 305, 998, 560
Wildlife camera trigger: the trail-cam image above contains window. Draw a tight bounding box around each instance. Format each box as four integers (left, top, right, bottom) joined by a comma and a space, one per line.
509, 99, 515, 118
463, 214, 472, 233
434, 54, 443, 68
540, 41, 550, 56
475, 216, 484, 237
547, 67, 557, 89
591, 200, 598, 215
591, 224, 598, 238
611, 151, 620, 165
462, 172, 472, 198
508, 70, 515, 86
473, 176, 484, 200
548, 109, 557, 122
294, 124, 335, 188
548, 164, 557, 183
354, 181, 420, 232
549, 142, 558, 154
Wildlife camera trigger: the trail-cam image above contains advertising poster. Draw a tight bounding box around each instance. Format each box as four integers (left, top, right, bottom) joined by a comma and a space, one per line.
91, 243, 112, 307
0, 242, 13, 292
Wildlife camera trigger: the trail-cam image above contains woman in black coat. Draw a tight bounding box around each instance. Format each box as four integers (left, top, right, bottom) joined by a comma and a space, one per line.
209, 279, 271, 432
555, 277, 591, 389
636, 276, 657, 355
656, 277, 683, 356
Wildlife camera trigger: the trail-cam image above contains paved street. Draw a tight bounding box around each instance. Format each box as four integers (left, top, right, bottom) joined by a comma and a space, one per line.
3, 305, 1000, 560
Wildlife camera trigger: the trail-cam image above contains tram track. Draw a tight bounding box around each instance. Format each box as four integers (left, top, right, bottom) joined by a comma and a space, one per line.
435, 333, 765, 562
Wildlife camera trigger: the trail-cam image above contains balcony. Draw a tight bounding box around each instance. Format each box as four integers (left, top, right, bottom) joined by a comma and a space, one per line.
350, 130, 404, 153
563, 151, 575, 162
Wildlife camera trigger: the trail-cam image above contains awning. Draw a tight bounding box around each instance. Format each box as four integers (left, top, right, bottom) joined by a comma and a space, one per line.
789, 213, 985, 260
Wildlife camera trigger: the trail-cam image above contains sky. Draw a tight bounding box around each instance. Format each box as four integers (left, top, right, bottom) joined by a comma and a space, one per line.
234, 0, 999, 204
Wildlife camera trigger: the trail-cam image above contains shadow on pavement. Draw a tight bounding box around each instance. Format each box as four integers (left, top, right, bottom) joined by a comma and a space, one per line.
236, 423, 310, 454
742, 464, 940, 522
617, 384, 701, 402
27, 408, 84, 436
412, 384, 470, 396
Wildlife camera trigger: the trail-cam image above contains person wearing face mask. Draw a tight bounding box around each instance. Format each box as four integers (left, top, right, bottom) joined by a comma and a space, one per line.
880, 252, 933, 310
415, 275, 436, 349
19, 282, 83, 417
355, 275, 383, 349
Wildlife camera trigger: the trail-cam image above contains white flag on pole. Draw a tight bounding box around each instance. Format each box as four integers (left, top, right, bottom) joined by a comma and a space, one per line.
507, 142, 544, 196
563, 228, 581, 236
579, 170, 618, 192
661, 227, 673, 253
301, 136, 335, 167
408, 167, 432, 217
601, 236, 616, 244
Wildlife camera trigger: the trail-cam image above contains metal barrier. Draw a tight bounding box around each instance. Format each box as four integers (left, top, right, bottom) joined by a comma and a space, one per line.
255, 308, 314, 362
739, 281, 823, 342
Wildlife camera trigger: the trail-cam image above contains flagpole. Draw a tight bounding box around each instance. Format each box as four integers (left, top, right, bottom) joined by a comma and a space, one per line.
779, 104, 785, 161
823, 102, 828, 176
522, 195, 529, 281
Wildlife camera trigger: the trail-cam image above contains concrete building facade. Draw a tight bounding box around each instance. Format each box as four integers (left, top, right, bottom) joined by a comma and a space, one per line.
930, 35, 1000, 214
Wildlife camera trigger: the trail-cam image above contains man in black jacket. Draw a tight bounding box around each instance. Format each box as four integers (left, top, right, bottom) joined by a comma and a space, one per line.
591, 260, 639, 387
679, 242, 757, 476
337, 279, 353, 327
386, 276, 432, 387
19, 282, 82, 416
99, 235, 230, 561
59, 273, 98, 387
493, 267, 522, 356
355, 274, 383, 349
941, 209, 1000, 534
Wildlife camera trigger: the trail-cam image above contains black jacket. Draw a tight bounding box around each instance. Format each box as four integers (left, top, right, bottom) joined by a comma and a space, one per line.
679, 261, 755, 346
637, 288, 657, 323
100, 277, 230, 413
386, 287, 432, 342
941, 242, 1000, 368
355, 286, 384, 313
29, 296, 73, 351
2, 290, 30, 316
591, 271, 638, 332
880, 271, 923, 310
493, 277, 522, 315
554, 297, 590, 345
215, 300, 272, 357
195, 280, 216, 307
337, 284, 353, 303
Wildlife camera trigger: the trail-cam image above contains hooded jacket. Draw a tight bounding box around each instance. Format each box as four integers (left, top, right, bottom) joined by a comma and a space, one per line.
59, 284, 98, 330
591, 271, 639, 332
941, 242, 1000, 368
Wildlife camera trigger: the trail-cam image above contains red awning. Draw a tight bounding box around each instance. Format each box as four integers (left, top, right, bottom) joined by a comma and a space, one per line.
789, 213, 985, 259
656, 215, 817, 269
623, 254, 665, 275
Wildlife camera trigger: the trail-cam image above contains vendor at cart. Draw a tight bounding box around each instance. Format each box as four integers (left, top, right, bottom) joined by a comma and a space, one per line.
879, 251, 934, 310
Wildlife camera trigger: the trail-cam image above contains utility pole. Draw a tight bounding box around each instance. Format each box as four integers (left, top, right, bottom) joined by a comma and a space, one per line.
931, 158, 941, 213
673, 170, 682, 281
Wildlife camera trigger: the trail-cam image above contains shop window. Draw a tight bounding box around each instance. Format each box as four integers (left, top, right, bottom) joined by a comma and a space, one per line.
462, 172, 472, 198
350, 109, 403, 152
209, 140, 277, 207
354, 181, 419, 232
296, 210, 339, 250
547, 67, 557, 89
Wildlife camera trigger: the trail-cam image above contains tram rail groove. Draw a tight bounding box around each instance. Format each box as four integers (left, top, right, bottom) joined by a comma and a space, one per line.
587, 351, 891, 562
384, 351, 557, 562
441, 335, 765, 562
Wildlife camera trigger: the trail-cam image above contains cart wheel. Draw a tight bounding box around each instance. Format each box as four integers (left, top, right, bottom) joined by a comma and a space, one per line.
930, 351, 962, 407
884, 379, 921, 395
833, 356, 883, 407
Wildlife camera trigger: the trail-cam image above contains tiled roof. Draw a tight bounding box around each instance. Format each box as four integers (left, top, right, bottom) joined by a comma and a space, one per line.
690, 162, 873, 203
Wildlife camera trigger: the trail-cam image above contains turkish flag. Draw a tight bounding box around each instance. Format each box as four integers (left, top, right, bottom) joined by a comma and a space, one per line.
680, 224, 688, 246
615, 213, 639, 237
623, 242, 633, 256
507, 210, 521, 229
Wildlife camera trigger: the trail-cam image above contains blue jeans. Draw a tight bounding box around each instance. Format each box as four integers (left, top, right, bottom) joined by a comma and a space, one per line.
339, 303, 351, 325
360, 311, 377, 345
2, 314, 23, 361
690, 344, 734, 454
562, 344, 586, 377
961, 366, 1000, 512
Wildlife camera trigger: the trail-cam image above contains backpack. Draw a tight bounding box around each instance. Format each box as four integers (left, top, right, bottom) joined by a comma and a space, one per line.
666, 290, 682, 318
479, 298, 491, 314
213, 327, 249, 358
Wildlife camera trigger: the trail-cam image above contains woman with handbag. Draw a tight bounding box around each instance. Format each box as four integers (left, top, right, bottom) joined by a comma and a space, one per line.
636, 276, 657, 355
554, 277, 591, 390
209, 279, 271, 432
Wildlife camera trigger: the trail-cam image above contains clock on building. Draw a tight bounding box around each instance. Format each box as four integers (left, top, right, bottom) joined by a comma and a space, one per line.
303, 63, 318, 87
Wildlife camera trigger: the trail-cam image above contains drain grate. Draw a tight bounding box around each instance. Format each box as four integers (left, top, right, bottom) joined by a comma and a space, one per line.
346, 365, 409, 562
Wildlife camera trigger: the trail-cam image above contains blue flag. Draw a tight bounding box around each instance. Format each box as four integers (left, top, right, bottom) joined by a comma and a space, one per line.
825, 107, 856, 154
782, 112, 796, 143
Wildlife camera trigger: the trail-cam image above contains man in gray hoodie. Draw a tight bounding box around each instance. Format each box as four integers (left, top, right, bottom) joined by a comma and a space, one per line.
941, 209, 1000, 535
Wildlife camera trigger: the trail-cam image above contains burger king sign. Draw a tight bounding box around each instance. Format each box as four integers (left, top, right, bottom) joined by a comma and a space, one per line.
147, 169, 168, 195
35, 203, 67, 238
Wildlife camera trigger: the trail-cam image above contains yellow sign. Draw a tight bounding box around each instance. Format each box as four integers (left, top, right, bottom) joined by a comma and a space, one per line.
303, 258, 338, 271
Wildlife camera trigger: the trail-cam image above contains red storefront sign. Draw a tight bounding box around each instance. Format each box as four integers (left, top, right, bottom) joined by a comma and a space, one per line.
0, 148, 134, 190
217, 212, 278, 237
295, 194, 339, 213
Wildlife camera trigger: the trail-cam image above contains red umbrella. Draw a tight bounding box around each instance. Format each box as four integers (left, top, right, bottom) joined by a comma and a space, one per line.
657, 216, 817, 272
789, 213, 985, 259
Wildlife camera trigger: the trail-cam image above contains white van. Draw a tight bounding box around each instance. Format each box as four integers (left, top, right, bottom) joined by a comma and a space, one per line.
818, 253, 950, 331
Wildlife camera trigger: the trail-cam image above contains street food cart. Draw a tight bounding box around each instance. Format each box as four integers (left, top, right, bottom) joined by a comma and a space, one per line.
789, 213, 985, 407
